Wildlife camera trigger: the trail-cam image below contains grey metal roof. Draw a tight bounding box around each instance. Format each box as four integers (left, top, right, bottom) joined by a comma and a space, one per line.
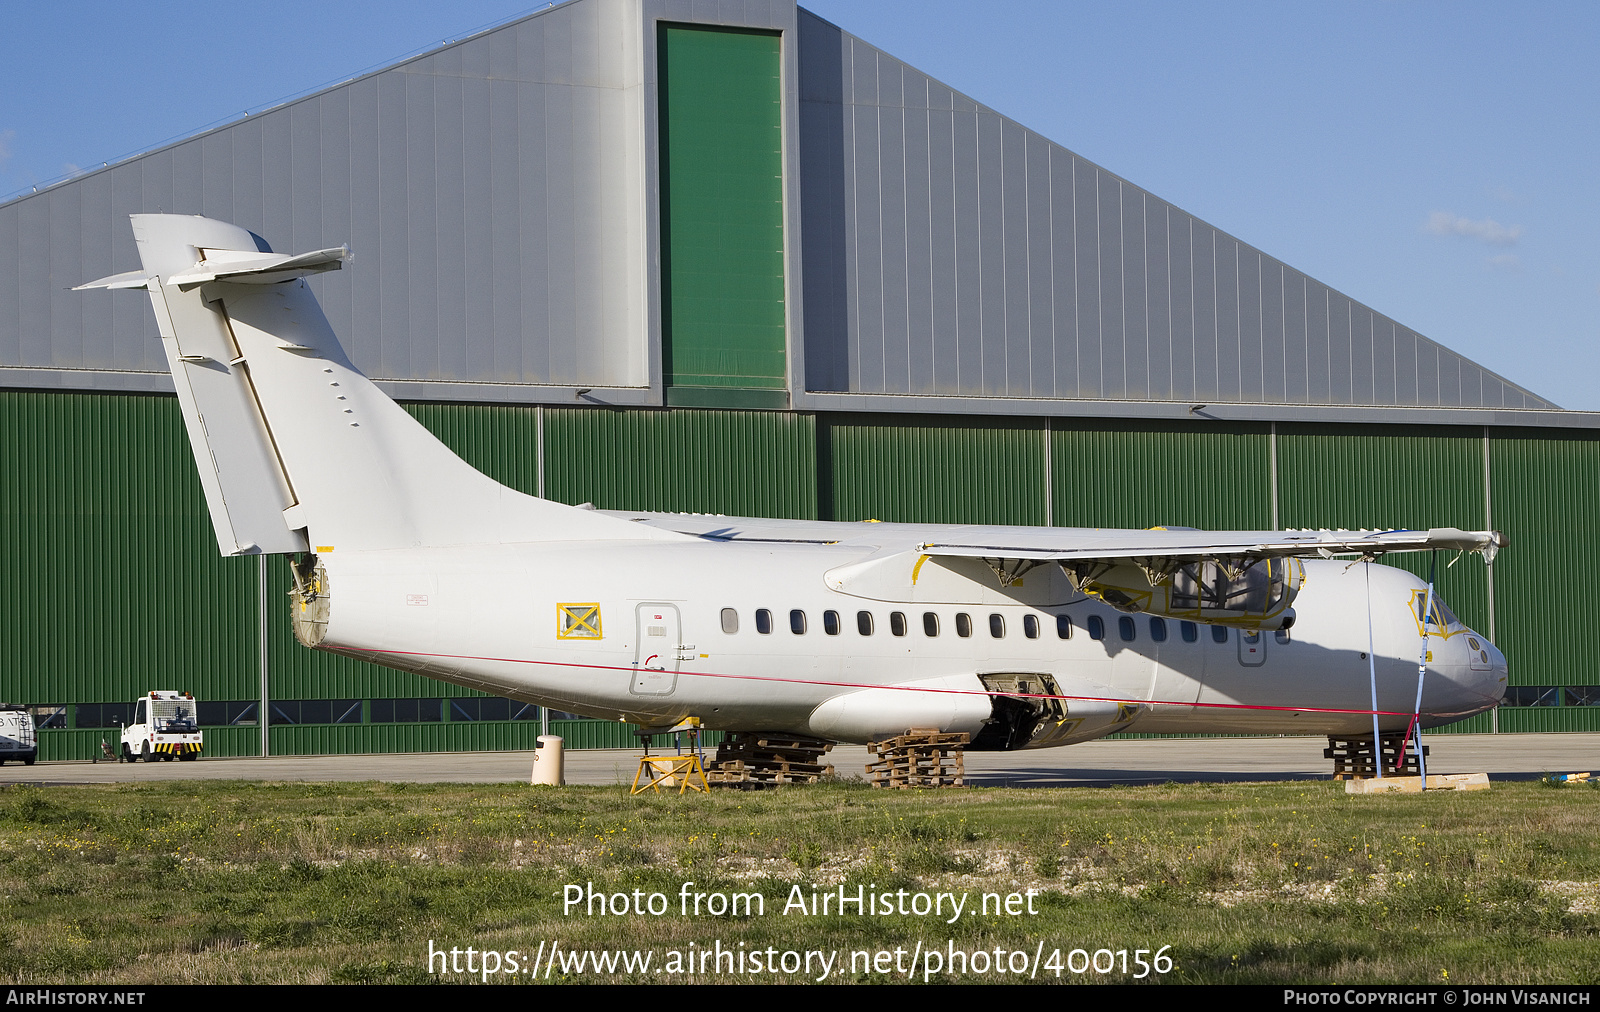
793, 9, 1557, 414
0, 0, 659, 400
0, 0, 1569, 424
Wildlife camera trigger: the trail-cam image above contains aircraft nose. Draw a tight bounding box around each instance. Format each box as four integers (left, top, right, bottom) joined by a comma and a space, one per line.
1488, 640, 1509, 685
1464, 631, 1508, 704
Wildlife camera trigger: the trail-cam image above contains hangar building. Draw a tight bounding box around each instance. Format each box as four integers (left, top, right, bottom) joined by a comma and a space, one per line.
3, 0, 1597, 758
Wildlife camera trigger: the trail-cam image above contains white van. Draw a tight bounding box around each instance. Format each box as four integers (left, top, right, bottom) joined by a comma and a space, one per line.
0, 705, 38, 766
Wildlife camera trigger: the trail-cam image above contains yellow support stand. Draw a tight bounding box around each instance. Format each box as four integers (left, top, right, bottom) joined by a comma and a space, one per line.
631, 754, 710, 795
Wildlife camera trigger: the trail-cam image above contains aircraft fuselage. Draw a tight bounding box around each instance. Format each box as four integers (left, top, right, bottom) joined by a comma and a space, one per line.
311, 532, 1506, 749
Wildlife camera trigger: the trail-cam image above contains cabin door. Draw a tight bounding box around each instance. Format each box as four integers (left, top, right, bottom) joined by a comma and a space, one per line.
631, 603, 681, 695
1238, 629, 1267, 667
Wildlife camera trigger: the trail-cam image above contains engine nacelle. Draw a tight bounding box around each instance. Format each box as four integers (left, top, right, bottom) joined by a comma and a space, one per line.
1063, 556, 1303, 630
806, 676, 994, 743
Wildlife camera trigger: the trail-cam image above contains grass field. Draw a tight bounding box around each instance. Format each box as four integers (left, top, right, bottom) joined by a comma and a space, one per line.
1, 778, 1596, 985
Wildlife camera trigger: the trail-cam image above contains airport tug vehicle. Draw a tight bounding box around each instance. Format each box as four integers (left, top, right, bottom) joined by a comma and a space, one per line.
120, 691, 203, 762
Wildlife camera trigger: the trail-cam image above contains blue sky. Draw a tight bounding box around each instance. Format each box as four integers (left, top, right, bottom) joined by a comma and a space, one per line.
4, 1, 1595, 409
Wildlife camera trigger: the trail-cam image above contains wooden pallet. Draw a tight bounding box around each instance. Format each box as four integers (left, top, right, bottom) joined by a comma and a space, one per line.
703, 732, 835, 787
704, 765, 836, 786
1325, 734, 1429, 779
866, 730, 969, 788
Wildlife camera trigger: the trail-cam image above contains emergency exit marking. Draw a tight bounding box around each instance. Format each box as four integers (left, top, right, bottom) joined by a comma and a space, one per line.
558, 603, 603, 640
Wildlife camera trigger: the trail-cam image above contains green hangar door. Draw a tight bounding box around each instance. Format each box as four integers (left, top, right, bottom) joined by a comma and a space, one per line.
657, 23, 787, 407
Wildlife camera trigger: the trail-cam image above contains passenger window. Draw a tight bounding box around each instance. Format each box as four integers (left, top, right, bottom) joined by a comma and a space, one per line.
1274, 628, 1291, 645
891, 612, 908, 637
989, 614, 1005, 638
955, 613, 973, 638
1211, 625, 1229, 644
923, 612, 939, 637
720, 608, 738, 634
824, 610, 840, 636
1149, 617, 1167, 642
1056, 615, 1073, 639
1180, 621, 1198, 643
790, 609, 807, 634
1119, 616, 1136, 641
1087, 616, 1105, 640
857, 611, 874, 635
756, 609, 772, 634
1023, 614, 1040, 639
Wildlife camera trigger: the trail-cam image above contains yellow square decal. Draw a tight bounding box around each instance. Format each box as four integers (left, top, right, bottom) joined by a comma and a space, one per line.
557, 603, 603, 640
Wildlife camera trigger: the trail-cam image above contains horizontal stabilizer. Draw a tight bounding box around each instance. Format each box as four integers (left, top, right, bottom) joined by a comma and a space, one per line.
167, 246, 350, 287
74, 230, 348, 293
72, 270, 152, 291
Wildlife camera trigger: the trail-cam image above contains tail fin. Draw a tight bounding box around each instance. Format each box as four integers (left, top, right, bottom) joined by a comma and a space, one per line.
78, 214, 679, 555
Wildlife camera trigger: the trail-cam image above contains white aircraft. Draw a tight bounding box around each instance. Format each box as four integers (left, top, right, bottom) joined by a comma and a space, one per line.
79, 215, 1508, 752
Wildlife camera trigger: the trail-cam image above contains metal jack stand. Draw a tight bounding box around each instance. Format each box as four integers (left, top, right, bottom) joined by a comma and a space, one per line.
631, 718, 710, 795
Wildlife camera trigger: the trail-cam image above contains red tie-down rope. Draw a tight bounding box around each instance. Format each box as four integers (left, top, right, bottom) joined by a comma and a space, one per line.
376, 647, 1417, 719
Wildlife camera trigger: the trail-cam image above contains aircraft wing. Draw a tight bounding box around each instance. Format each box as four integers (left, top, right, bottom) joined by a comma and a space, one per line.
906, 527, 1505, 626
609, 512, 1505, 566
615, 512, 1503, 623
918, 527, 1507, 565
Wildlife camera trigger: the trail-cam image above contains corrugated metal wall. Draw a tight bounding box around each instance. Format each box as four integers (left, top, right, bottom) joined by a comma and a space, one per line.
1052, 420, 1272, 530
545, 406, 818, 517
0, 391, 256, 705
10, 390, 1595, 751
1488, 428, 1600, 689
822, 414, 1046, 525
37, 725, 261, 762
1277, 424, 1490, 634
1498, 707, 1600, 733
